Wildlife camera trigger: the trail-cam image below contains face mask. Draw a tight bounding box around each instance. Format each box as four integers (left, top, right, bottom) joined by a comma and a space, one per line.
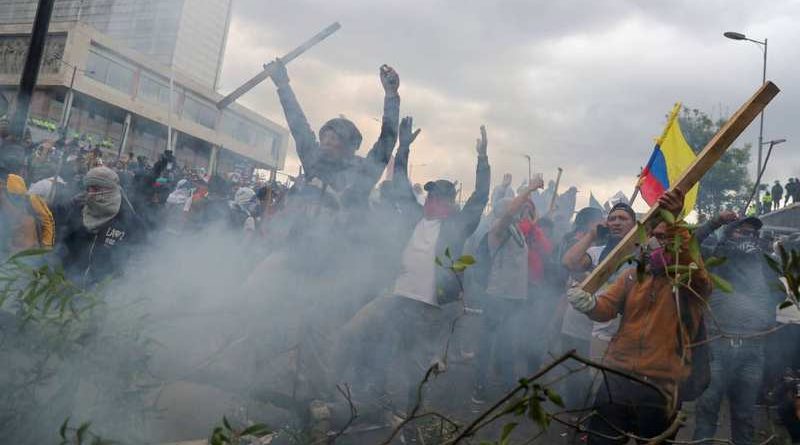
727, 238, 759, 255
649, 247, 672, 272
646, 237, 672, 273
423, 197, 454, 220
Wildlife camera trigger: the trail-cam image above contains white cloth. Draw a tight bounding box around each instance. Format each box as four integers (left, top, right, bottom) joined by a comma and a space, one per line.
393, 218, 442, 307
28, 176, 65, 200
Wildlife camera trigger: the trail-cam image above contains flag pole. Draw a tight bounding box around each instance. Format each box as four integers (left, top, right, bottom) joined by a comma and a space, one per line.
631, 103, 682, 206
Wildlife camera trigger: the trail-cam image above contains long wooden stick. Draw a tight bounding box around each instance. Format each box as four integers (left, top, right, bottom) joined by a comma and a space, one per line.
217, 22, 341, 109
548, 167, 563, 213
581, 81, 780, 293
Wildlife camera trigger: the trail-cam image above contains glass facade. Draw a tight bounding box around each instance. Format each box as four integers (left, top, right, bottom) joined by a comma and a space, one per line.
221, 111, 275, 151
182, 93, 217, 129
86, 49, 135, 94
0, 0, 232, 89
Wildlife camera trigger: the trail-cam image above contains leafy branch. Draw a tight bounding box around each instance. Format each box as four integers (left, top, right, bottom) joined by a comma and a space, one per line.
209, 416, 272, 445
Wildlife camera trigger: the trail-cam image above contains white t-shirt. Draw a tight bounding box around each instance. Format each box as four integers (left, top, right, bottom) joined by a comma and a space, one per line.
586, 246, 622, 341
393, 218, 442, 306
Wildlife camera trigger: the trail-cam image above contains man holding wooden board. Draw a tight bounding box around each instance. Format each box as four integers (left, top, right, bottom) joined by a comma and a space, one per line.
565, 81, 780, 443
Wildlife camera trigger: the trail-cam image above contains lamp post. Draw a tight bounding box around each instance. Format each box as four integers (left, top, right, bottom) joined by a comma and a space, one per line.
724, 31, 768, 190
523, 154, 532, 184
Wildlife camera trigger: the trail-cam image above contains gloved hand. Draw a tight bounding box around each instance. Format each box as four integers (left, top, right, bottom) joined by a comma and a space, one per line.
567, 287, 596, 313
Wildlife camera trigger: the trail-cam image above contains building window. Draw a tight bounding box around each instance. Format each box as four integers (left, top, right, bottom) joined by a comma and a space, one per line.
85, 49, 134, 94
138, 74, 173, 107
182, 94, 217, 129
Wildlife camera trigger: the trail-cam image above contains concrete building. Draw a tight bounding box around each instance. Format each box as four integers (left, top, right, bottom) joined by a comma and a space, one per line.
0, 22, 288, 175
0, 0, 233, 90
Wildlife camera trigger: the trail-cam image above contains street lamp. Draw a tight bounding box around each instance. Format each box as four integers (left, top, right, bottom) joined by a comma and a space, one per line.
724, 30, 768, 189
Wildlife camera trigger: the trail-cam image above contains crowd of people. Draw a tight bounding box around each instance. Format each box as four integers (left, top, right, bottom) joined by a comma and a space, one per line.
759, 178, 800, 214
2, 60, 799, 445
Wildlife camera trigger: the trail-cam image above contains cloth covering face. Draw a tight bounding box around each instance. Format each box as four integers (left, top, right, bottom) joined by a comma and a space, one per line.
82, 167, 122, 232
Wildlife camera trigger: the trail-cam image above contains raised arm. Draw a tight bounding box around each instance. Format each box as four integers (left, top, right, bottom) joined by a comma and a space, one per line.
389, 116, 422, 211
459, 126, 491, 236
562, 222, 602, 272
269, 59, 320, 171
362, 65, 401, 185
489, 181, 540, 245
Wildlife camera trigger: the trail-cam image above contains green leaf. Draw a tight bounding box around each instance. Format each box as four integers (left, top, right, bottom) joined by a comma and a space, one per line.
636, 222, 647, 246
544, 387, 565, 408
500, 422, 518, 445
688, 237, 701, 264
459, 255, 476, 265
764, 254, 782, 274
705, 256, 727, 268
222, 416, 232, 431
434, 256, 443, 267
709, 273, 734, 293
659, 208, 676, 225
445, 247, 452, 259
241, 424, 271, 437
60, 417, 70, 439
77, 422, 91, 444
527, 398, 549, 428
452, 263, 467, 273
7, 247, 50, 261
779, 301, 794, 309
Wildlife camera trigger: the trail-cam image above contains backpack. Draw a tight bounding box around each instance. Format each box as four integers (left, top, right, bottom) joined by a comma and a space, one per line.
470, 231, 513, 294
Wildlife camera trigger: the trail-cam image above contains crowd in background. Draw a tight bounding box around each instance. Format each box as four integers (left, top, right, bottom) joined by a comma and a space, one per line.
3, 60, 800, 445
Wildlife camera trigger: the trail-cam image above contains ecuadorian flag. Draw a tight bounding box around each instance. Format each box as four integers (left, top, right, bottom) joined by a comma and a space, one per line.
639, 103, 698, 215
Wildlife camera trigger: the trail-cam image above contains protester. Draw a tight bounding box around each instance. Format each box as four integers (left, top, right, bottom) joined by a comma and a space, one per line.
473, 181, 541, 402
692, 214, 785, 445
58, 166, 146, 286
772, 180, 784, 211
567, 189, 712, 444
334, 118, 490, 424
268, 59, 400, 213
491, 173, 515, 208
761, 191, 772, 215
562, 202, 637, 361
787, 177, 799, 206
1, 142, 55, 255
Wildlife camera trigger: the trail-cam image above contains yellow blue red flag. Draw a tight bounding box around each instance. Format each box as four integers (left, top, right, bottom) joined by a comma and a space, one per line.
639, 103, 698, 215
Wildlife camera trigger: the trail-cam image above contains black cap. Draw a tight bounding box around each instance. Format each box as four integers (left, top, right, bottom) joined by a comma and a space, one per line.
609, 202, 636, 221
734, 216, 763, 231
424, 180, 457, 199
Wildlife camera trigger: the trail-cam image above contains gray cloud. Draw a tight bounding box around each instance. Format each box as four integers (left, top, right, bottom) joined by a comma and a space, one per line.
220, 0, 800, 208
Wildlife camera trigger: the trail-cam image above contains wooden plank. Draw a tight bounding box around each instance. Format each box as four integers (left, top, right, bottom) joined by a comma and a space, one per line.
217, 22, 341, 109
580, 81, 780, 293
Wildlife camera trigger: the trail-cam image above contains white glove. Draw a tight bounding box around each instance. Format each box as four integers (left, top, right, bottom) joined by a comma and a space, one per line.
567, 287, 596, 313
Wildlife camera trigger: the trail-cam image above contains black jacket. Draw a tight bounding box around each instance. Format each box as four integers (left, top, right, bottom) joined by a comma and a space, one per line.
391, 139, 490, 304
58, 198, 146, 285
276, 83, 400, 209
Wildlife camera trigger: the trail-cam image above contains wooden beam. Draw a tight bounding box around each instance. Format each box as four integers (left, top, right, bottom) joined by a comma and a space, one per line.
581, 81, 780, 293
217, 22, 341, 109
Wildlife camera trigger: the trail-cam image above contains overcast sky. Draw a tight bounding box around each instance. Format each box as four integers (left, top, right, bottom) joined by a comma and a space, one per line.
219, 0, 799, 209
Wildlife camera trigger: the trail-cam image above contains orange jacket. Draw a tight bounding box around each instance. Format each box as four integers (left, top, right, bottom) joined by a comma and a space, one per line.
588, 227, 712, 391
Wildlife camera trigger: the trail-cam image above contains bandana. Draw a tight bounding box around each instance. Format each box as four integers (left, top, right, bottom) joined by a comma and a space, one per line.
423, 196, 454, 220
82, 167, 121, 232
